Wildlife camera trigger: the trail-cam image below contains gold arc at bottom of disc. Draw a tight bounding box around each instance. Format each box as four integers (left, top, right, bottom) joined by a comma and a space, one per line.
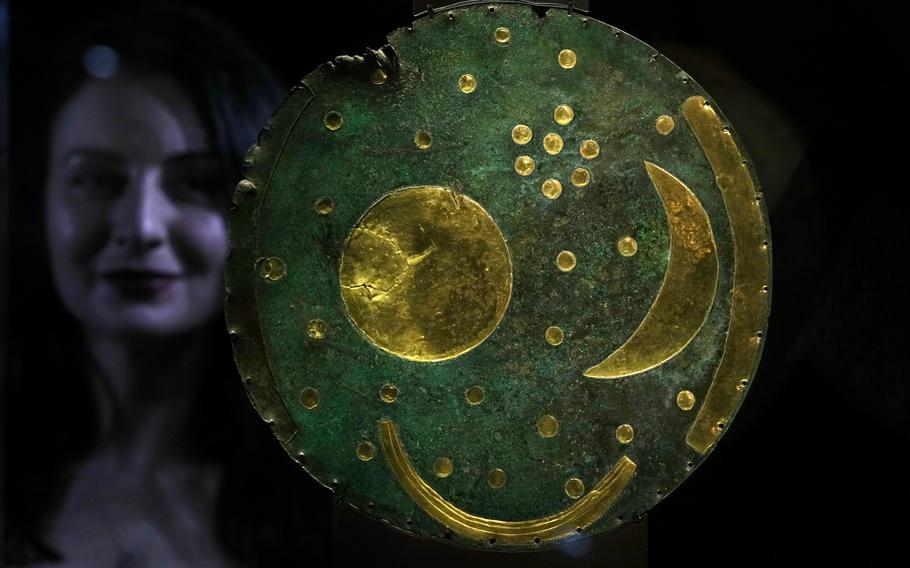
378, 419, 637, 544
681, 96, 770, 454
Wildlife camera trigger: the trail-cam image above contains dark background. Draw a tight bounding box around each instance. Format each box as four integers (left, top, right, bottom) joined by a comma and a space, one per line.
6, 1, 907, 565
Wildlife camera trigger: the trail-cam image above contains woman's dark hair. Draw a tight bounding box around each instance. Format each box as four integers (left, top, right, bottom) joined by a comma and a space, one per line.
3, 5, 330, 565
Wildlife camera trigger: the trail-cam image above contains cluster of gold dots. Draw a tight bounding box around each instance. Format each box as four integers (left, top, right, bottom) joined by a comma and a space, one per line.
256, 257, 287, 282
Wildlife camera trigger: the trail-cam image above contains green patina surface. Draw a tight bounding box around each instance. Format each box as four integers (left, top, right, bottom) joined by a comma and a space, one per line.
227, 4, 768, 550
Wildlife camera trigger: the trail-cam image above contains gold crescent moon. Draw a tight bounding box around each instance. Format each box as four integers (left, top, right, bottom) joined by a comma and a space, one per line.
583, 162, 719, 379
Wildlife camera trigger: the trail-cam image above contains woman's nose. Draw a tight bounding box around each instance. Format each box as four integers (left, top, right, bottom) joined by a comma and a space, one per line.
110, 169, 174, 252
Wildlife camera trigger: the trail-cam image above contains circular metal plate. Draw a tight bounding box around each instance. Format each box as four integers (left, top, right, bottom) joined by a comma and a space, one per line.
226, 3, 771, 550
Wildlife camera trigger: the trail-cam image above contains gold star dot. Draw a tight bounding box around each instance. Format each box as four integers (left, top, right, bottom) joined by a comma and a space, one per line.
324, 111, 343, 131
543, 132, 564, 155
558, 49, 577, 69
514, 155, 536, 176
554, 104, 574, 125
458, 74, 477, 94
545, 326, 565, 346
537, 415, 559, 438
541, 179, 563, 199
656, 115, 675, 135
556, 251, 576, 272
299, 387, 319, 410
512, 124, 533, 145
380, 383, 398, 403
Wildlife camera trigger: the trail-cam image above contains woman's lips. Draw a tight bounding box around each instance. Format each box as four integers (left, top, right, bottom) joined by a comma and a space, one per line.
101, 270, 182, 299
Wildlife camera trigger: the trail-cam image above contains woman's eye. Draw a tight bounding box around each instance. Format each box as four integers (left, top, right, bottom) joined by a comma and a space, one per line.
166, 172, 226, 205
67, 170, 128, 198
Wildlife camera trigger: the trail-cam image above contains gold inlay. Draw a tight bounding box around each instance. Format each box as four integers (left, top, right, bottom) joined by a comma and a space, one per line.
324, 111, 343, 131
511, 124, 533, 145
617, 236, 638, 257
307, 319, 326, 340
465, 385, 485, 405
434, 457, 454, 478
414, 129, 432, 149
543, 132, 564, 155
681, 96, 770, 454
488, 468, 507, 489
565, 478, 585, 499
556, 251, 576, 272
570, 167, 590, 187
339, 186, 512, 362
370, 68, 388, 85
677, 390, 696, 411
583, 162, 718, 379
458, 74, 477, 94
378, 420, 637, 544
558, 49, 577, 69
300, 387, 319, 410
537, 415, 559, 438
545, 326, 564, 346
616, 424, 634, 444
494, 27, 511, 44
380, 383, 398, 403
656, 115, 675, 135
357, 441, 376, 461
514, 155, 536, 176
256, 257, 286, 282
580, 139, 600, 159
541, 179, 563, 199
314, 196, 334, 216
554, 104, 574, 125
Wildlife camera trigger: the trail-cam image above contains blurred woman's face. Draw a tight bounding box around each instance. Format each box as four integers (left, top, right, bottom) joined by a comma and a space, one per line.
45, 74, 230, 339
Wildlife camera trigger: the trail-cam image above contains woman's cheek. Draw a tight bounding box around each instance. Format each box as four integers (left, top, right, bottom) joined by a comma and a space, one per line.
172, 208, 229, 277
46, 190, 111, 287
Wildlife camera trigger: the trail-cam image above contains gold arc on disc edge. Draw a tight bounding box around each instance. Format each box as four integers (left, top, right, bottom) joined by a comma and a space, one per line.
681, 95, 770, 454
378, 420, 637, 544
583, 162, 719, 379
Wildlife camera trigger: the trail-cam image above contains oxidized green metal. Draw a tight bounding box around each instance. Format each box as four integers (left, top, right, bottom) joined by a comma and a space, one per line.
226, 3, 771, 550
